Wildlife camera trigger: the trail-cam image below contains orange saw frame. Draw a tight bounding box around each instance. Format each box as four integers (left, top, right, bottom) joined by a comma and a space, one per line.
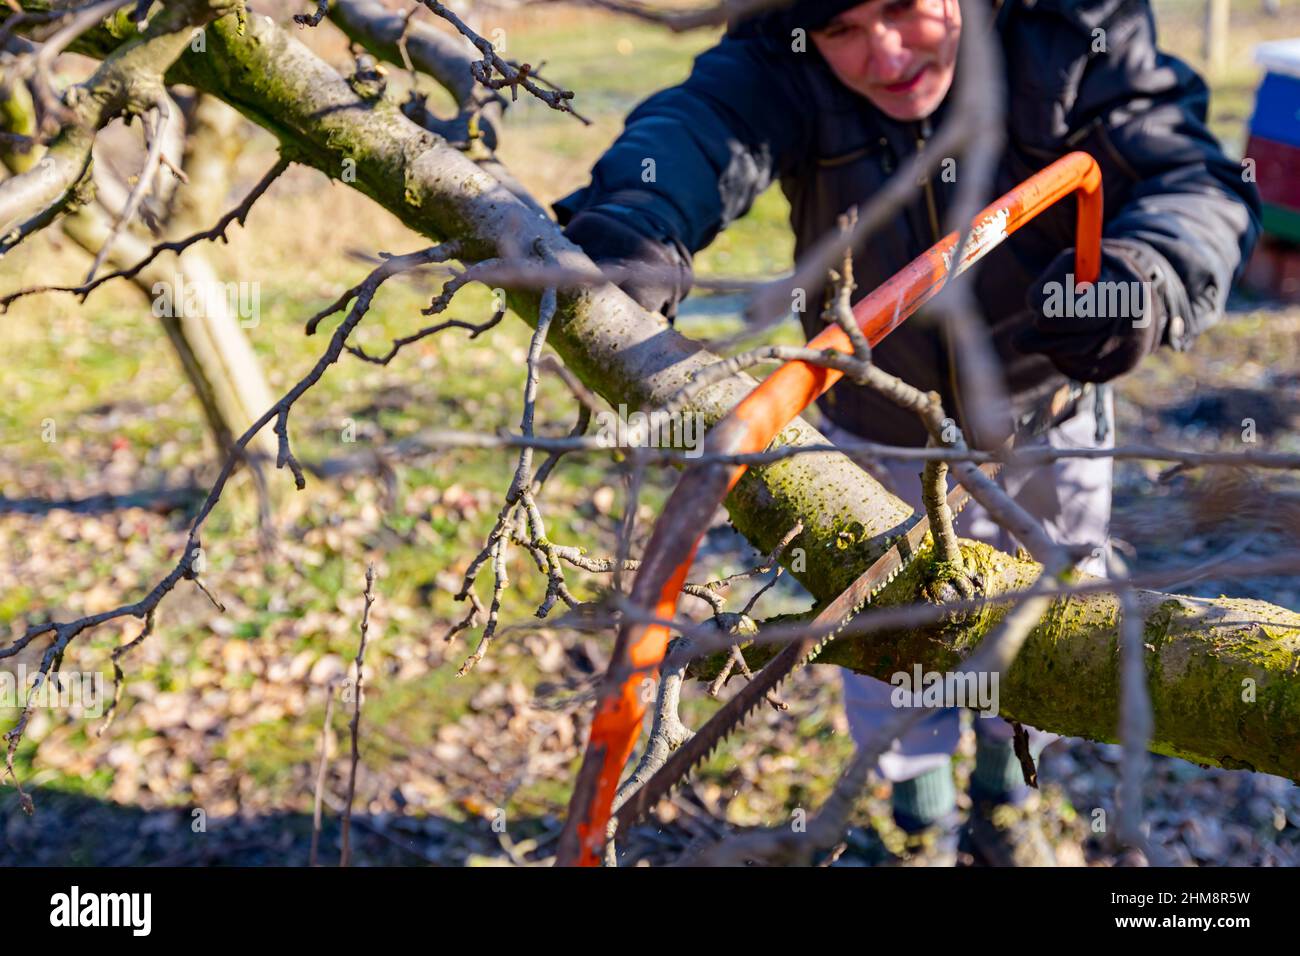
557, 151, 1103, 867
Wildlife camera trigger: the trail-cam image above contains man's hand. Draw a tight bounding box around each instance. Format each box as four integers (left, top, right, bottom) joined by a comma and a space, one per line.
563, 208, 692, 323
1016, 240, 1165, 383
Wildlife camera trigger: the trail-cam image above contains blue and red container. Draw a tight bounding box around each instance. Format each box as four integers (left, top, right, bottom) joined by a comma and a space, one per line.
1248, 40, 1300, 244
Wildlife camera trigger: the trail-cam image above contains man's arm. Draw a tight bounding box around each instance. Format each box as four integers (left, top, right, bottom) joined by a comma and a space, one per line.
1019, 0, 1261, 382
1083, 0, 1261, 345
555, 32, 811, 318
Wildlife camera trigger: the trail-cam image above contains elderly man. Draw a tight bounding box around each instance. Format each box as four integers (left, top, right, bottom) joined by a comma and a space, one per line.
557, 0, 1259, 864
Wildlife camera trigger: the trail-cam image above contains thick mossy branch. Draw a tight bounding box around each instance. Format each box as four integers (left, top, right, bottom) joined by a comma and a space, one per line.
693, 540, 1300, 781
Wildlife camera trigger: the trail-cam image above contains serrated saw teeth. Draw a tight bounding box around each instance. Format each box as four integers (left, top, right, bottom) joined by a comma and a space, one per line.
610, 462, 1013, 836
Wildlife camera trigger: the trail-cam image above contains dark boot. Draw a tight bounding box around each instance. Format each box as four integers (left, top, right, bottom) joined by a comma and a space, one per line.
962, 790, 1058, 866
886, 765, 960, 867
961, 736, 1056, 866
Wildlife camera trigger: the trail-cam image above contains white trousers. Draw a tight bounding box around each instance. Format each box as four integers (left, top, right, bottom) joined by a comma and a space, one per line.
828, 387, 1115, 782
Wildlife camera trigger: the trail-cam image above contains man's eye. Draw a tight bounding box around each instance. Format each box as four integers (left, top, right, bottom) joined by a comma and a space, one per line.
886, 0, 920, 13
819, 23, 854, 40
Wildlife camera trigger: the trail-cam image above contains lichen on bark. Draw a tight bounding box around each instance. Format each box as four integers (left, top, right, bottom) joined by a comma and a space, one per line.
694, 540, 1300, 780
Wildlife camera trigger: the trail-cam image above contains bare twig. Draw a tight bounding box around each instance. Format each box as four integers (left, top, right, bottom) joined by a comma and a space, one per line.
29, 0, 134, 129
293, 0, 329, 27
1, 156, 291, 309
83, 101, 170, 282
452, 287, 574, 675
418, 0, 589, 123
309, 678, 340, 867
308, 424, 1300, 473
1110, 552, 1167, 866
339, 562, 377, 868
922, 0, 1013, 450
95, 607, 156, 736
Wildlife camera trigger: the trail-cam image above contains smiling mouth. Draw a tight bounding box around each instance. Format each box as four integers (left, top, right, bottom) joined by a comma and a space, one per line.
882, 65, 929, 95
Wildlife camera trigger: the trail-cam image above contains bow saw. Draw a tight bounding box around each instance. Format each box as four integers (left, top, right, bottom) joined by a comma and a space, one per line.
555, 152, 1105, 867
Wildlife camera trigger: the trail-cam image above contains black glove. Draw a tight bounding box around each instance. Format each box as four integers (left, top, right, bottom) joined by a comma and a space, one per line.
1015, 240, 1166, 383
563, 208, 692, 323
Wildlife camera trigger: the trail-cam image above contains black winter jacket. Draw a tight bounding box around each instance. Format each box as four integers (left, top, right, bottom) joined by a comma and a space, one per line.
554, 0, 1261, 445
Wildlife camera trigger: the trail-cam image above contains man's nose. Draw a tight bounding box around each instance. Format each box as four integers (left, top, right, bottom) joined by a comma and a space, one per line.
863, 29, 910, 83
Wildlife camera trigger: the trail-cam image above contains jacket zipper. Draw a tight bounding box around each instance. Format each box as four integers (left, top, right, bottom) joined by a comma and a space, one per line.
918, 120, 941, 242
915, 118, 970, 440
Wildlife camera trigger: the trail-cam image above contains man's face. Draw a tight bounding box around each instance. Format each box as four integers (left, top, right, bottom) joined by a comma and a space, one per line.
811, 0, 962, 122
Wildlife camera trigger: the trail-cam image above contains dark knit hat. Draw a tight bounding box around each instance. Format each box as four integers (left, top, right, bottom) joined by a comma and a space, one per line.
736, 0, 865, 36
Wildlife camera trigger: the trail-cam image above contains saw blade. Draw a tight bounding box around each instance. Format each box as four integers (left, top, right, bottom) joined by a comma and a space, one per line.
613, 462, 1001, 833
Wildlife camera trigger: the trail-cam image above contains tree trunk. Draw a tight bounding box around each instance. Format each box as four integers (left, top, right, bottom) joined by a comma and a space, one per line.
165, 93, 278, 462
1202, 0, 1230, 78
